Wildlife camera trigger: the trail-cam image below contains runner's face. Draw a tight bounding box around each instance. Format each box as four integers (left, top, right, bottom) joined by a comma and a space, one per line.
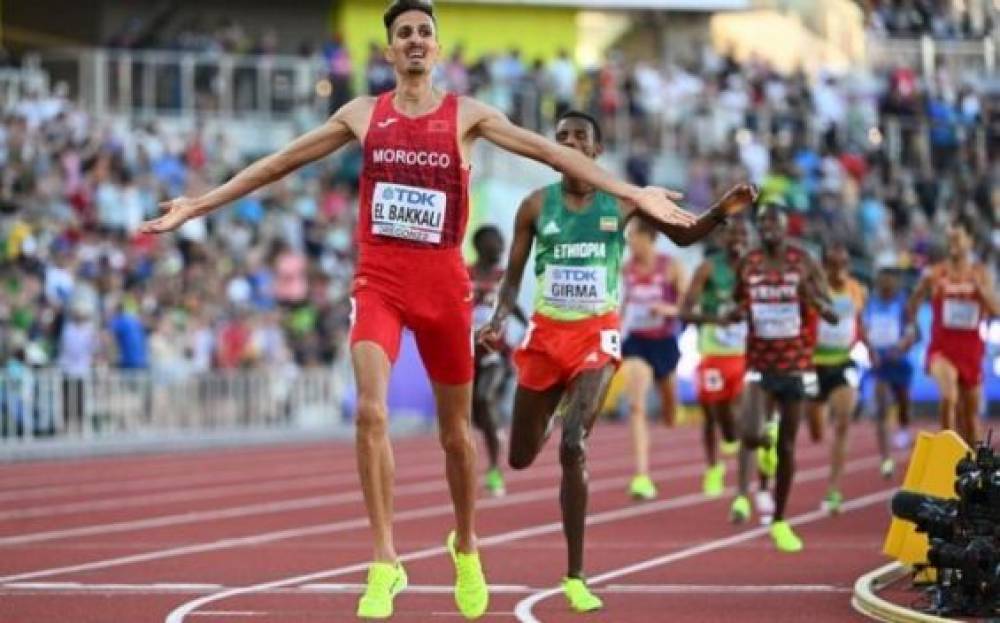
824, 247, 849, 278
876, 270, 897, 297
476, 232, 503, 263
947, 225, 971, 259
724, 222, 748, 256
627, 228, 655, 258
757, 210, 784, 246
554, 118, 598, 158
387, 11, 439, 76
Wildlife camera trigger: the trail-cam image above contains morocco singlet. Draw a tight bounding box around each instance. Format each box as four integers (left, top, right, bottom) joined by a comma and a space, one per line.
350, 91, 475, 384
926, 263, 988, 388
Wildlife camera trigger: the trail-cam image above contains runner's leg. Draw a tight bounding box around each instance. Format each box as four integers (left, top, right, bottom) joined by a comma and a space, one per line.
508, 385, 564, 470
928, 355, 960, 433
626, 358, 654, 477
472, 362, 504, 470
827, 383, 857, 495
773, 396, 804, 522
432, 381, 479, 553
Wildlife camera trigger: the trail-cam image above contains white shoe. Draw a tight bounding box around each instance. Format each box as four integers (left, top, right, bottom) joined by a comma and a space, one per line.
892, 430, 912, 450
754, 490, 776, 516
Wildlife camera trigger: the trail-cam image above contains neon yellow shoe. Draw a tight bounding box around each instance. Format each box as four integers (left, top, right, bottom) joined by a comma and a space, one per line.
770, 520, 803, 553
356, 561, 407, 619
702, 463, 726, 498
729, 495, 751, 524
822, 489, 843, 515
562, 577, 603, 613
757, 421, 778, 478
485, 468, 506, 497
720, 439, 741, 456
628, 474, 657, 500
446, 530, 489, 619
880, 458, 895, 479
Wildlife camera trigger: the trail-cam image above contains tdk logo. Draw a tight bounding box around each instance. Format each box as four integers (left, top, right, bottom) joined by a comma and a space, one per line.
383, 187, 437, 207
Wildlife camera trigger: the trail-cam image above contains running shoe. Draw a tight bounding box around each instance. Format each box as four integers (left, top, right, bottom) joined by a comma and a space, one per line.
730, 495, 751, 524
770, 520, 803, 553
629, 474, 658, 500
757, 420, 778, 478
892, 429, 912, 450
446, 531, 489, 619
702, 463, 726, 498
720, 439, 741, 456
880, 458, 896, 479
822, 489, 843, 515
485, 468, 506, 497
562, 577, 603, 613
754, 489, 775, 518
356, 561, 408, 619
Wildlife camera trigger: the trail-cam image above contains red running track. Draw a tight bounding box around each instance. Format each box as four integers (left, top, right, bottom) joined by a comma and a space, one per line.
0, 421, 903, 622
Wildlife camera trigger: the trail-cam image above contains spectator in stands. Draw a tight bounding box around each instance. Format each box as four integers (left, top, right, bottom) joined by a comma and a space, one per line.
108, 300, 149, 370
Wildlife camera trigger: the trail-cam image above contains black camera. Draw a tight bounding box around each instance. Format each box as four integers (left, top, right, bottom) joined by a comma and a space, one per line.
890, 437, 1000, 617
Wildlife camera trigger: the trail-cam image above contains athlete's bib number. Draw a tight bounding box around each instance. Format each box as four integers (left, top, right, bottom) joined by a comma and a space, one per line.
867, 315, 901, 348
942, 298, 980, 330
751, 302, 801, 340
600, 329, 621, 359
543, 264, 608, 313
702, 367, 724, 392
714, 322, 747, 348
371, 182, 447, 244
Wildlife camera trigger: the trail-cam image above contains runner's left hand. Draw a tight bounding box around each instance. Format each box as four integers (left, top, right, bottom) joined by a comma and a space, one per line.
476, 317, 505, 353
716, 183, 759, 217
633, 186, 695, 227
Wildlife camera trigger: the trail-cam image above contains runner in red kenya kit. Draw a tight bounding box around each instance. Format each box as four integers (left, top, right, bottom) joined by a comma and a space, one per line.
141, 1, 701, 619
727, 202, 837, 553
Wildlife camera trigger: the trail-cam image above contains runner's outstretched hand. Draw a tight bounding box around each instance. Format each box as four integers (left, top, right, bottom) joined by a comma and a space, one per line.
632, 186, 695, 227
141, 197, 198, 234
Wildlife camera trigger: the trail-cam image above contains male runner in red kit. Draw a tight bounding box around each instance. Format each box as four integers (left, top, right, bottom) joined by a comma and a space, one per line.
141, 1, 696, 619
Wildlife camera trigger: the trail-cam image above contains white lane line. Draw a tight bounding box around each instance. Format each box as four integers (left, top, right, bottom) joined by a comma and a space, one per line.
512, 487, 896, 623
0, 444, 702, 584
0, 441, 670, 547
299, 583, 534, 594
163, 452, 882, 623
189, 612, 268, 617
600, 583, 851, 594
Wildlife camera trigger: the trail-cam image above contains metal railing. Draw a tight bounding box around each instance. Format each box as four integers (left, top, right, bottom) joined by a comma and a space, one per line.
28, 48, 332, 121
0, 367, 345, 444
866, 34, 997, 77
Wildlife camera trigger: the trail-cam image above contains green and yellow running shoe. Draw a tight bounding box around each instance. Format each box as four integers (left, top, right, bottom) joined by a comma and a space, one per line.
628, 474, 658, 501
446, 530, 489, 619
356, 561, 408, 619
485, 467, 506, 497
729, 495, 751, 524
720, 439, 741, 457
702, 463, 726, 498
880, 458, 895, 480
562, 577, 603, 613
757, 420, 778, 478
822, 489, 843, 515
770, 520, 803, 553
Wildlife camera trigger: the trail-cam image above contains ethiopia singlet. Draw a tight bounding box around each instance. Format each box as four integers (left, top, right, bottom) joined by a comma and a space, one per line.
533, 183, 624, 321
814, 278, 866, 367
622, 254, 678, 339
928, 263, 987, 361
358, 91, 469, 259
698, 251, 747, 357
740, 245, 814, 373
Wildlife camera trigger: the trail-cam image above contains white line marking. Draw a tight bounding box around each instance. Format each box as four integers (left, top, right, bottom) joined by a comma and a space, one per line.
190, 612, 268, 617
0, 444, 702, 584
300, 583, 533, 594
163, 452, 882, 623
601, 583, 850, 594
512, 487, 896, 622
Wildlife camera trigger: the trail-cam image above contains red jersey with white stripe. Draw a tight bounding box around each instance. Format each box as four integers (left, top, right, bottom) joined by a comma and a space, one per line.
469, 264, 505, 329
358, 91, 469, 260
622, 254, 679, 339
928, 263, 986, 359
737, 245, 814, 373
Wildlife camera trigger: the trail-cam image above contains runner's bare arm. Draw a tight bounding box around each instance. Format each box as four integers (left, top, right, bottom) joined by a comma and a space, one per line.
974, 267, 1000, 317
679, 261, 714, 324
461, 98, 694, 228
904, 270, 934, 330
477, 192, 540, 348
622, 183, 757, 247
655, 260, 686, 317
726, 257, 750, 324
141, 97, 371, 234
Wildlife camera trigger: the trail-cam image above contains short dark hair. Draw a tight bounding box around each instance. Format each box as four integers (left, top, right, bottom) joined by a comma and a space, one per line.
631, 215, 658, 239
755, 199, 787, 221
952, 213, 976, 235
472, 224, 501, 249
555, 110, 602, 145
383, 0, 436, 42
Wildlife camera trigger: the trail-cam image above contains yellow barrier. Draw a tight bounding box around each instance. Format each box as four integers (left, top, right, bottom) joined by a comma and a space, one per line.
883, 430, 970, 566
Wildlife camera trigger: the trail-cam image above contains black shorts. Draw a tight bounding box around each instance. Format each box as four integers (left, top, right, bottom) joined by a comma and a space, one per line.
815, 363, 857, 402
747, 369, 819, 404
622, 334, 680, 381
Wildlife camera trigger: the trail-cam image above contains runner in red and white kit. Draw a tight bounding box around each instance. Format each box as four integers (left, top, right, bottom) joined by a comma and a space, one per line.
906, 217, 1000, 445
140, 1, 697, 619
469, 225, 525, 497
728, 202, 837, 552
